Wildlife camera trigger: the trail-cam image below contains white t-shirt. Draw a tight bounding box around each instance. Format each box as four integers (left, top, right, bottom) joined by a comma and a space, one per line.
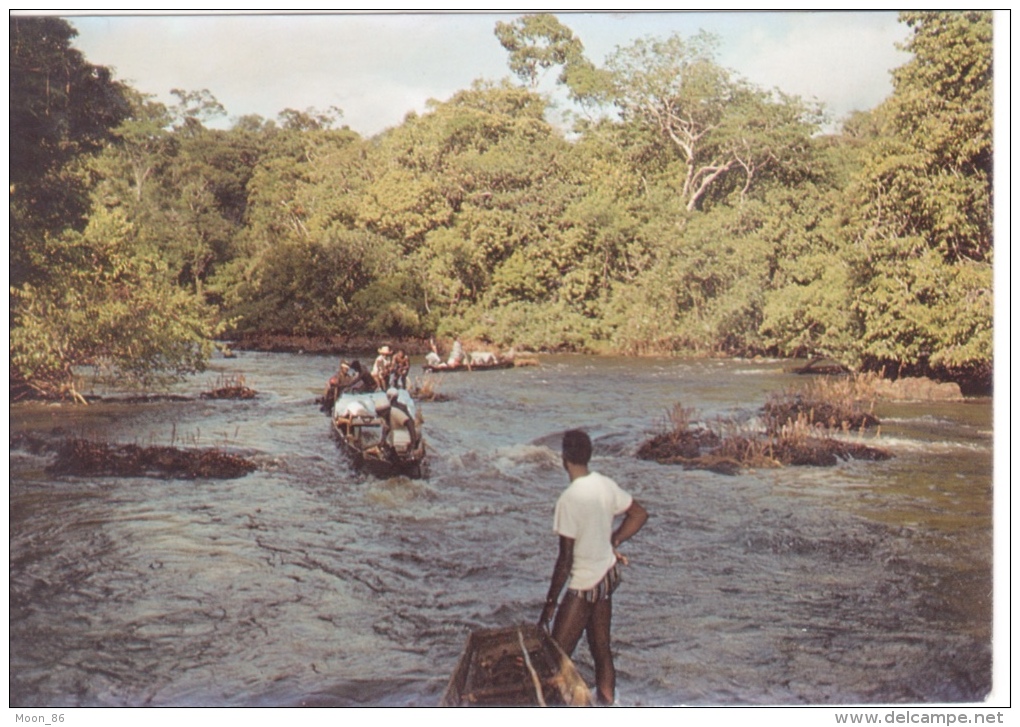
553, 471, 633, 591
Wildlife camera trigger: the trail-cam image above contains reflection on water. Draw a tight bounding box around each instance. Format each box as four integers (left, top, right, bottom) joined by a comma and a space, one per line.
9, 353, 993, 706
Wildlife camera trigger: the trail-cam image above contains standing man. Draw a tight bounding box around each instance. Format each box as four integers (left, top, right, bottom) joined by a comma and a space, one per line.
539, 429, 648, 706
372, 345, 393, 391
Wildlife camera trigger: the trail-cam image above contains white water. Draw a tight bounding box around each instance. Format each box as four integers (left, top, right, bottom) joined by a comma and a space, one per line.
9, 352, 993, 706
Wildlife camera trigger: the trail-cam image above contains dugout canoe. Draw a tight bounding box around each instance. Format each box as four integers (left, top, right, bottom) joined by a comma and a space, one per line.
440, 623, 592, 707
423, 360, 516, 374
330, 391, 427, 479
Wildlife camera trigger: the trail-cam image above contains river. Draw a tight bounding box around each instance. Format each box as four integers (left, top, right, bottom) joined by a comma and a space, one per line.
8, 352, 995, 707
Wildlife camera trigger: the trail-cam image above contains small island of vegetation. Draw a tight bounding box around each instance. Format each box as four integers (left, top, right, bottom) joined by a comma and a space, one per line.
638, 376, 892, 474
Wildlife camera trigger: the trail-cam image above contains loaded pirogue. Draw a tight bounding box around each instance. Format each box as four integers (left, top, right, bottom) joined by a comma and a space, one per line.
423, 358, 515, 374
423, 338, 518, 373
329, 387, 427, 479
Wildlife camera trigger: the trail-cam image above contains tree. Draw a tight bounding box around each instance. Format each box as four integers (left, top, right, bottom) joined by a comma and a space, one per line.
102, 90, 176, 203
277, 105, 344, 131
91, 88, 257, 295
840, 11, 993, 384
884, 11, 992, 264
10, 208, 219, 401
496, 18, 822, 213
600, 32, 823, 211
10, 16, 130, 288
354, 81, 575, 326
494, 14, 587, 88
10, 19, 228, 400
758, 182, 859, 360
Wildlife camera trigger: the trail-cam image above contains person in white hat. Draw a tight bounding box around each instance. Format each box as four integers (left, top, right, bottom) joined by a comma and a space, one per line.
372, 345, 393, 391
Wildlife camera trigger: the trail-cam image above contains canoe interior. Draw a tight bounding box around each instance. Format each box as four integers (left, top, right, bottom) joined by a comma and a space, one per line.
440, 624, 592, 707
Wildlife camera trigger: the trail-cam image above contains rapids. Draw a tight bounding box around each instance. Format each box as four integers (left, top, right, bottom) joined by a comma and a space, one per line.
9, 353, 994, 706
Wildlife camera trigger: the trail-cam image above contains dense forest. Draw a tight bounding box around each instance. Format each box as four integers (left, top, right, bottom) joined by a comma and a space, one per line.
10, 12, 993, 401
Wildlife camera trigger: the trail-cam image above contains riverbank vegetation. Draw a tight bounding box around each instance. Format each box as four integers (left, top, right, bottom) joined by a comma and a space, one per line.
10, 13, 993, 401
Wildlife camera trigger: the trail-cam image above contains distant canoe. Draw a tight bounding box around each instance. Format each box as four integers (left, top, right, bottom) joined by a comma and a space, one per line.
423, 360, 516, 374
440, 624, 592, 707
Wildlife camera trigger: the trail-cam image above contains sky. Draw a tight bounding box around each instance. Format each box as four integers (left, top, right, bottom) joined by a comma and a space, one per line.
60, 11, 914, 137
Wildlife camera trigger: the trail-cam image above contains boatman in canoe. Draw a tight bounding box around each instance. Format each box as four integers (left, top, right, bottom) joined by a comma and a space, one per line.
539, 429, 649, 706
376, 388, 419, 452
425, 336, 467, 370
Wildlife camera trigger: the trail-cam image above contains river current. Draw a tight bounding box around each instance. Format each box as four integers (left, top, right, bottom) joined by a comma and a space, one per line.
9, 352, 995, 707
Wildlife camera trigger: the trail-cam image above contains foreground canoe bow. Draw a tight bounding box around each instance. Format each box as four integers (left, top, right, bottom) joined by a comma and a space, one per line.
440, 623, 592, 706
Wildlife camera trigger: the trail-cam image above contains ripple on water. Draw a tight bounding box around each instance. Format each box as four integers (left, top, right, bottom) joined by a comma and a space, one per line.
9, 353, 994, 706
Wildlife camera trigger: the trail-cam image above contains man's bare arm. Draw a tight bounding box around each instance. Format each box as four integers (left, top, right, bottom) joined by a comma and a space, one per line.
612, 499, 648, 551
539, 535, 573, 629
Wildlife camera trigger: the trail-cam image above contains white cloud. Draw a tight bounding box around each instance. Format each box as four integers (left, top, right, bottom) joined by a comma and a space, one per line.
723, 12, 912, 123
66, 12, 913, 137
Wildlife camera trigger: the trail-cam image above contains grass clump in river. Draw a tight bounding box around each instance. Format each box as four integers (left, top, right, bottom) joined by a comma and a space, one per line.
200, 373, 257, 400
762, 373, 881, 434
410, 373, 452, 402
638, 380, 891, 474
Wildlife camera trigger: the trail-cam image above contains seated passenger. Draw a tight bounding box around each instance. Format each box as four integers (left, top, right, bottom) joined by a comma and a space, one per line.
425, 338, 443, 368
424, 336, 467, 370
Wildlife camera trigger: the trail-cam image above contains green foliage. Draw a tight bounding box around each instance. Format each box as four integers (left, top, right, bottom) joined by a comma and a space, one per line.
10, 16, 130, 288
594, 30, 823, 211
488, 247, 560, 307
455, 300, 598, 352
414, 226, 490, 314
10, 208, 218, 399
9, 14, 993, 395
357, 166, 454, 247
605, 203, 773, 355
835, 11, 993, 379
217, 228, 388, 337
494, 14, 587, 88
756, 180, 859, 360
894, 12, 992, 183
8, 18, 219, 399
350, 272, 432, 339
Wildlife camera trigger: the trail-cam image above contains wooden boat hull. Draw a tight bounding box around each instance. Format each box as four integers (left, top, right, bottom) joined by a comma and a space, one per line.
440, 624, 592, 707
331, 420, 426, 479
